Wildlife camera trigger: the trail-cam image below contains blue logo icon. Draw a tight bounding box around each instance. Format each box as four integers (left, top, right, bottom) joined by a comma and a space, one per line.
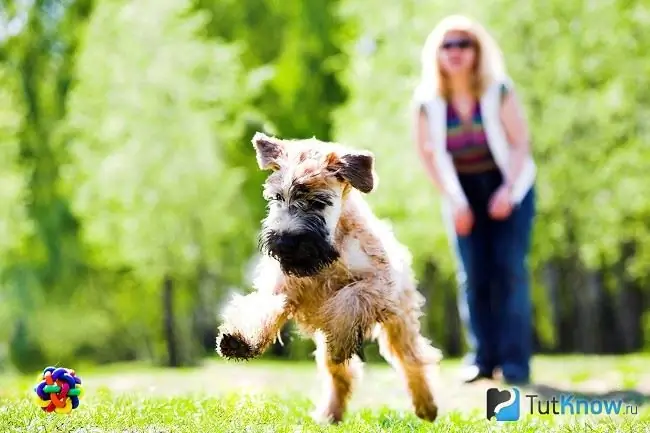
486, 387, 520, 421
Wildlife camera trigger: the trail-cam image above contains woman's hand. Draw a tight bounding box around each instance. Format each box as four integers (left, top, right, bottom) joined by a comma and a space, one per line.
488, 184, 513, 220
454, 205, 474, 236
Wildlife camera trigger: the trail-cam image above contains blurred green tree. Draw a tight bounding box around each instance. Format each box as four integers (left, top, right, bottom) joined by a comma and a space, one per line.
0, 0, 648, 370
61, 0, 263, 366
0, 0, 95, 372
195, 0, 348, 139
0, 63, 32, 371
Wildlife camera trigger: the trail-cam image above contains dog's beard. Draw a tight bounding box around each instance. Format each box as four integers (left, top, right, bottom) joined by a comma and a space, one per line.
272, 235, 339, 277
259, 217, 340, 277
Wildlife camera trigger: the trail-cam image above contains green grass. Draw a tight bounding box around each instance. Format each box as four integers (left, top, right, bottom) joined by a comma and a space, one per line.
1, 355, 649, 432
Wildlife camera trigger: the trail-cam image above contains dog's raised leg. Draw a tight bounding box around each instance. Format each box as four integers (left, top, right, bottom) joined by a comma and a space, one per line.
312, 331, 363, 424
376, 314, 441, 422
216, 291, 291, 361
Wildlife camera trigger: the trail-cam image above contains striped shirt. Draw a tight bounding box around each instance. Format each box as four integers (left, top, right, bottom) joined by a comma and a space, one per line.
446, 83, 510, 174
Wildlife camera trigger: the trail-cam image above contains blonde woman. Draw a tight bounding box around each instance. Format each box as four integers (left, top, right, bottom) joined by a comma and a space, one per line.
413, 15, 536, 385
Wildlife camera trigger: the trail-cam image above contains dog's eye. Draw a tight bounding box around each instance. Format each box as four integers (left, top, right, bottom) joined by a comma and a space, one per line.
306, 198, 328, 211
264, 192, 284, 202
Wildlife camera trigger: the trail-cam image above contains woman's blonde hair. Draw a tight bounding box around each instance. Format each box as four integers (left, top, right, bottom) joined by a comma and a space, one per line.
417, 15, 507, 101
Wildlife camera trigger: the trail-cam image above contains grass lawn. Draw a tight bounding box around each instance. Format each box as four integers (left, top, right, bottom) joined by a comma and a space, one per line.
1, 354, 649, 432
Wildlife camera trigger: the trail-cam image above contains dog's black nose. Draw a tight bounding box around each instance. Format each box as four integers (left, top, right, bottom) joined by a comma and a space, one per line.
273, 234, 300, 255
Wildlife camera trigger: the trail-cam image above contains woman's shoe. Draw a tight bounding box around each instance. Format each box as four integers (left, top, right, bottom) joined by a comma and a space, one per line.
459, 364, 493, 383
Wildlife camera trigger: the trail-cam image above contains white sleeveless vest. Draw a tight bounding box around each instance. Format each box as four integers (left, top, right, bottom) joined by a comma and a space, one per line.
417, 79, 536, 209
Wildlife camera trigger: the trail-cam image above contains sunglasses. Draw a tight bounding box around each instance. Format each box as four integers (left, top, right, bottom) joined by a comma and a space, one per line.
441, 39, 474, 50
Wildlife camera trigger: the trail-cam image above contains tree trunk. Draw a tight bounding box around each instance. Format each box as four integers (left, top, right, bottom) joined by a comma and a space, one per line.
444, 285, 462, 357
569, 258, 602, 353
162, 274, 179, 367
192, 265, 219, 354
581, 269, 603, 353
612, 242, 643, 352
541, 260, 561, 352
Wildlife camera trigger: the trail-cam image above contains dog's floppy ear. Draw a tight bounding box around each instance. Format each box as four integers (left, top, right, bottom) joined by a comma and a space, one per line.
329, 150, 377, 194
252, 132, 285, 170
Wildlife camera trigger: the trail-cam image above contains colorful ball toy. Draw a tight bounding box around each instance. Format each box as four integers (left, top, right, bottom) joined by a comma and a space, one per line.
33, 366, 84, 414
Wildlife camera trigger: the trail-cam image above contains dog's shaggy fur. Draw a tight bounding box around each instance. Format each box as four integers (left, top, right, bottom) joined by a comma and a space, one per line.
216, 132, 442, 424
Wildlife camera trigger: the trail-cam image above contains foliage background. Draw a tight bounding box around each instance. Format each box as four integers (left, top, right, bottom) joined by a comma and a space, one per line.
0, 0, 648, 373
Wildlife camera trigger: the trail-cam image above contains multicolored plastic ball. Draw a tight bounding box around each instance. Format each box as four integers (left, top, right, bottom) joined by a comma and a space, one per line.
33, 366, 84, 414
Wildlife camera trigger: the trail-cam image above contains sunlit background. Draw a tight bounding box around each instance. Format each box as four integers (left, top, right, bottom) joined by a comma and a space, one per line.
0, 0, 649, 429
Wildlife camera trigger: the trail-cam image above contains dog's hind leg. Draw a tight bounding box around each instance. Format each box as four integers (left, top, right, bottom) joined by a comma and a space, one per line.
319, 278, 394, 364
216, 291, 291, 361
376, 301, 441, 422
311, 331, 363, 424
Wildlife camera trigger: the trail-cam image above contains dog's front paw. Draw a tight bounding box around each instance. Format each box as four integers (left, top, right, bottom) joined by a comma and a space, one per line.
216, 331, 256, 361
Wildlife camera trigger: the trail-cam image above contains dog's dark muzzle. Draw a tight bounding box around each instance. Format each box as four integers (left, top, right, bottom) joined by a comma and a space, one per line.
269, 233, 309, 257
265, 231, 339, 277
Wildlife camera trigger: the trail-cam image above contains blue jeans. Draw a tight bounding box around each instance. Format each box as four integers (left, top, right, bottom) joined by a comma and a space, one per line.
453, 186, 535, 383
